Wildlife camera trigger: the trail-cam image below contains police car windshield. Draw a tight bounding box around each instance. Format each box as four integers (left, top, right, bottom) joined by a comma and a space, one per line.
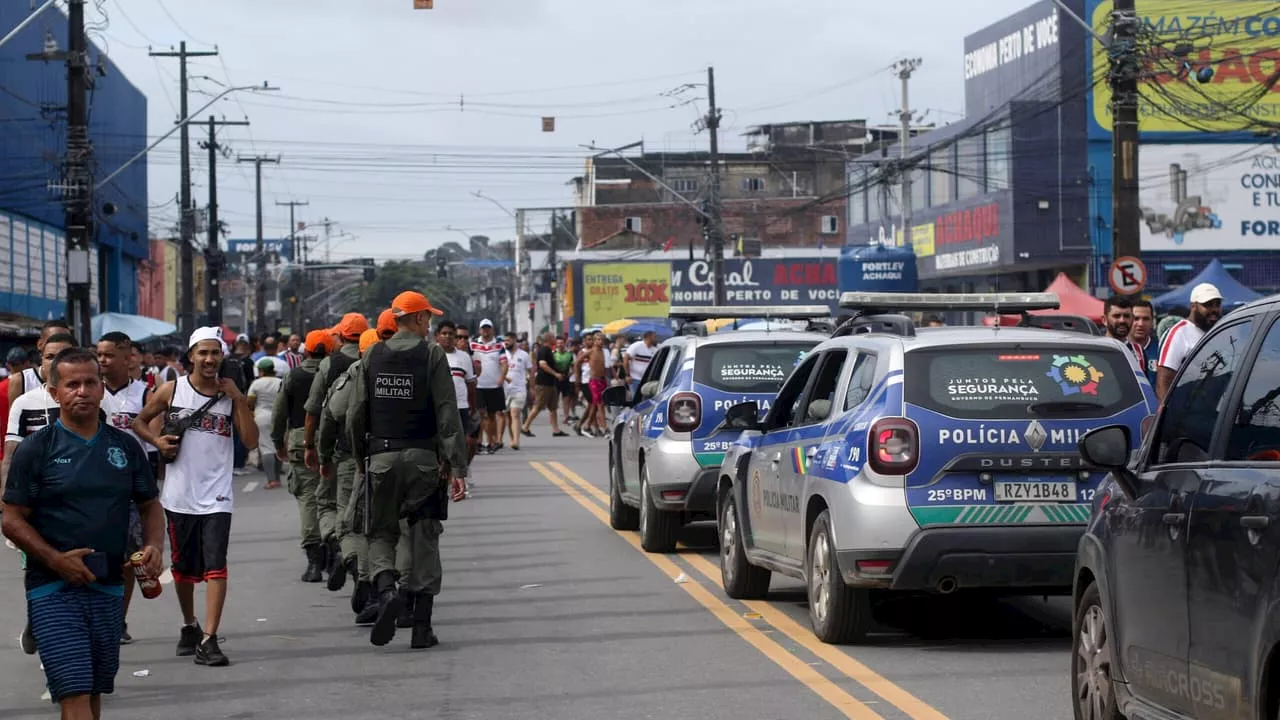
694, 341, 818, 394
903, 345, 1144, 420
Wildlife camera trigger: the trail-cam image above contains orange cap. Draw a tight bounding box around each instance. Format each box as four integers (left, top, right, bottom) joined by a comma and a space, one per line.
377, 308, 397, 335
304, 329, 334, 353
336, 312, 369, 340
358, 328, 380, 354
391, 291, 443, 317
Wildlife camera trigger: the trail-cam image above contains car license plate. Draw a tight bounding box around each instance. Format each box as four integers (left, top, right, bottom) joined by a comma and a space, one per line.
994, 480, 1076, 502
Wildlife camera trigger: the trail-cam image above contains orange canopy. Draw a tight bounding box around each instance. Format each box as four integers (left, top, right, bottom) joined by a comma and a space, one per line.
986, 273, 1105, 326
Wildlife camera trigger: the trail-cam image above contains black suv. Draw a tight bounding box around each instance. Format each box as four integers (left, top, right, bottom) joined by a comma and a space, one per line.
1072, 293, 1280, 720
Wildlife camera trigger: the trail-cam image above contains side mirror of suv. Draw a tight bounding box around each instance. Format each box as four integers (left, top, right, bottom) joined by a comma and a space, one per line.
1079, 425, 1140, 498
723, 401, 761, 431
602, 385, 628, 408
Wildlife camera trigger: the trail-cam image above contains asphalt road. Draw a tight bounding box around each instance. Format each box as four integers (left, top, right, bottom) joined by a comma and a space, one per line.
0, 431, 1076, 720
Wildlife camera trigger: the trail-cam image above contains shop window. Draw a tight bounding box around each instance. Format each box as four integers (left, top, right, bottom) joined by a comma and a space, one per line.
956, 135, 982, 200
909, 166, 927, 214
929, 146, 953, 207
985, 126, 1011, 191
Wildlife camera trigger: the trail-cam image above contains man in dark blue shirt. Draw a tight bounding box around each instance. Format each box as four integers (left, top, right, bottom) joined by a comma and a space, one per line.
1, 347, 164, 720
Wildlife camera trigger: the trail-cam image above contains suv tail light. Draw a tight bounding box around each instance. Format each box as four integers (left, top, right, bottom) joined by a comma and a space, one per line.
667, 392, 701, 432
868, 417, 919, 476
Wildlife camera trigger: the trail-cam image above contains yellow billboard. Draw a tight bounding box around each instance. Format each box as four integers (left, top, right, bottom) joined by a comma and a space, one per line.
1091, 0, 1280, 133
582, 262, 671, 326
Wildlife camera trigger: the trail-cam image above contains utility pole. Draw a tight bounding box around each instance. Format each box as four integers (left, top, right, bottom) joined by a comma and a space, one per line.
704, 66, 725, 306
151, 42, 218, 337
1109, 0, 1141, 261
237, 154, 280, 335
199, 115, 249, 327
276, 199, 309, 332
893, 58, 923, 239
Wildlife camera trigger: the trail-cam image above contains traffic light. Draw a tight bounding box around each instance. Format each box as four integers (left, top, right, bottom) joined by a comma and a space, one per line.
436, 255, 448, 279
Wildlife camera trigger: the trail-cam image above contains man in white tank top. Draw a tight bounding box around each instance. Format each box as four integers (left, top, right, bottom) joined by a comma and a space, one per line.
7, 319, 71, 408
97, 332, 154, 645
133, 327, 259, 668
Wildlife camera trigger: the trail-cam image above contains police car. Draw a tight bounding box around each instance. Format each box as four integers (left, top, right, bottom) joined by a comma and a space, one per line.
714, 292, 1159, 644
603, 307, 828, 553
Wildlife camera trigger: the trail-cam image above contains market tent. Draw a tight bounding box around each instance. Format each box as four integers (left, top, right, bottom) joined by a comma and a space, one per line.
1152, 258, 1263, 311
600, 318, 672, 339
986, 273, 1105, 326
90, 313, 177, 343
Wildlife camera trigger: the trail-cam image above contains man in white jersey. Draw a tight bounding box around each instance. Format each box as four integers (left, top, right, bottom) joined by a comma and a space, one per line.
1156, 283, 1224, 401
623, 331, 658, 398
133, 327, 259, 668
502, 334, 532, 451
470, 319, 508, 454
3, 332, 76, 657
7, 320, 71, 408
97, 332, 154, 645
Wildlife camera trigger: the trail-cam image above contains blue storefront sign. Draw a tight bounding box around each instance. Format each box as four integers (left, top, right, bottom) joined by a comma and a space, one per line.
838, 244, 919, 293
668, 258, 840, 310
226, 238, 292, 261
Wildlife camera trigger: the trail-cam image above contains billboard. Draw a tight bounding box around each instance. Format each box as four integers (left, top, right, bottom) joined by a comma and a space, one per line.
846, 192, 1015, 278
1089, 0, 1280, 134
964, 0, 1066, 114
669, 258, 840, 309
582, 262, 671, 325
1138, 143, 1280, 251
226, 238, 292, 261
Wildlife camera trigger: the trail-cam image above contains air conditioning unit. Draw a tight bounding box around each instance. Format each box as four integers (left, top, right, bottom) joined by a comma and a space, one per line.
624, 217, 643, 233
821, 215, 839, 234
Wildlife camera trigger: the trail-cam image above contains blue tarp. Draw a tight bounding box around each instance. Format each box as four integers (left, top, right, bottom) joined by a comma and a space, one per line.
1151, 259, 1263, 311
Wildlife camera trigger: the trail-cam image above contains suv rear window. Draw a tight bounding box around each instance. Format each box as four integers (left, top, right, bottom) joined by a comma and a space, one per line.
903, 346, 1145, 419
694, 342, 819, 394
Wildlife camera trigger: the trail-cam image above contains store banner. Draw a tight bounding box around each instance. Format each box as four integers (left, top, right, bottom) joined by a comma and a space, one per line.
669, 258, 840, 310
582, 262, 671, 326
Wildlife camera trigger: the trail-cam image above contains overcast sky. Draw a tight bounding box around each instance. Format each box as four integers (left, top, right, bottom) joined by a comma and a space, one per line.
91, 0, 1036, 262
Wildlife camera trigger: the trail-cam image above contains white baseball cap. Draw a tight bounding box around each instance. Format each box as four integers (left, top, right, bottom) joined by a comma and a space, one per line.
1190, 283, 1223, 305
188, 326, 227, 352
479, 318, 494, 328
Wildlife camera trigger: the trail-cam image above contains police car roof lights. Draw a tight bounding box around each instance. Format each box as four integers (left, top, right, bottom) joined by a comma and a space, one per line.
837, 292, 1061, 313
667, 305, 832, 320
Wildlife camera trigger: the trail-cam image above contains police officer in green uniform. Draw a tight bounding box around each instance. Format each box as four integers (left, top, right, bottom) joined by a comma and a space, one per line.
347, 291, 467, 649
304, 312, 368, 582
271, 329, 331, 582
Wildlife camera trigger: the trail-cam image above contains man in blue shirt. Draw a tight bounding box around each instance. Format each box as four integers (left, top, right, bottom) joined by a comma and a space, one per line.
1130, 298, 1160, 385
1, 347, 164, 720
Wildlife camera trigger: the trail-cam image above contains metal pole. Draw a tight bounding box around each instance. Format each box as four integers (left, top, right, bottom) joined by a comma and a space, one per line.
705, 66, 725, 306
201, 115, 249, 327
894, 58, 922, 241
1110, 0, 1141, 261
63, 0, 91, 346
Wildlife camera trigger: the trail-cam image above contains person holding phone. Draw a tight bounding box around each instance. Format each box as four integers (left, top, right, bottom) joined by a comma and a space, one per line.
1, 346, 164, 720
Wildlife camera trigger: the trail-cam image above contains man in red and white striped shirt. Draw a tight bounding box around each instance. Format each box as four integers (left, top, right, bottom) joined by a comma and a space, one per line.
1156, 283, 1223, 401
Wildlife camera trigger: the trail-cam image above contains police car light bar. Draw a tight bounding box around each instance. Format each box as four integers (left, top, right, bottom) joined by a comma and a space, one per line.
668, 305, 832, 320
837, 292, 1060, 313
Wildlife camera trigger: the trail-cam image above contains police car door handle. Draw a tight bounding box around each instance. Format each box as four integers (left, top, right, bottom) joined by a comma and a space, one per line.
770, 452, 781, 464
1162, 512, 1185, 525
1241, 515, 1269, 530
806, 447, 818, 459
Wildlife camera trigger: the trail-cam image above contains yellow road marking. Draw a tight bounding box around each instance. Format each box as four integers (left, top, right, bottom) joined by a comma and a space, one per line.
550, 461, 950, 720
529, 461, 882, 720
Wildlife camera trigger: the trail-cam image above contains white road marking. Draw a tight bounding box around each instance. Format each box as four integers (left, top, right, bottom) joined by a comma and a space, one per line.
159, 568, 173, 585
242, 481, 259, 493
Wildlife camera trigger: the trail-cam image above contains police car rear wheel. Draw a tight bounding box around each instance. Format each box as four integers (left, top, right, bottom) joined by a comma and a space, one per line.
609, 450, 639, 531
720, 490, 770, 599
1071, 583, 1120, 720
807, 510, 871, 644
639, 465, 679, 553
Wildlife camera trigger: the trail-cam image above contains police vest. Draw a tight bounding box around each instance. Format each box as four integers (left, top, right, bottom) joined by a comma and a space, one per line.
284, 366, 317, 430
364, 341, 437, 442
328, 349, 356, 387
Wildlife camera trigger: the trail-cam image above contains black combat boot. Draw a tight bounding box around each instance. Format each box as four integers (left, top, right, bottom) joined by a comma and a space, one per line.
410, 593, 438, 649
326, 541, 348, 592
354, 595, 379, 625
368, 571, 403, 647
395, 588, 415, 629
349, 570, 369, 613
300, 545, 323, 583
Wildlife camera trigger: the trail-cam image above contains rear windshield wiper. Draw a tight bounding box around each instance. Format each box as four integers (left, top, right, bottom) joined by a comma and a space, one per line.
1027, 400, 1104, 415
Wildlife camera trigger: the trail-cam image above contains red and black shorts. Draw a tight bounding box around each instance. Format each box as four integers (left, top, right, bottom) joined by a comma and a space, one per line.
165, 510, 232, 584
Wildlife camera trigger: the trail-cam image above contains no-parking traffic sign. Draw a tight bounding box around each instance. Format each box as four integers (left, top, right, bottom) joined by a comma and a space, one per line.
1109, 257, 1146, 295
